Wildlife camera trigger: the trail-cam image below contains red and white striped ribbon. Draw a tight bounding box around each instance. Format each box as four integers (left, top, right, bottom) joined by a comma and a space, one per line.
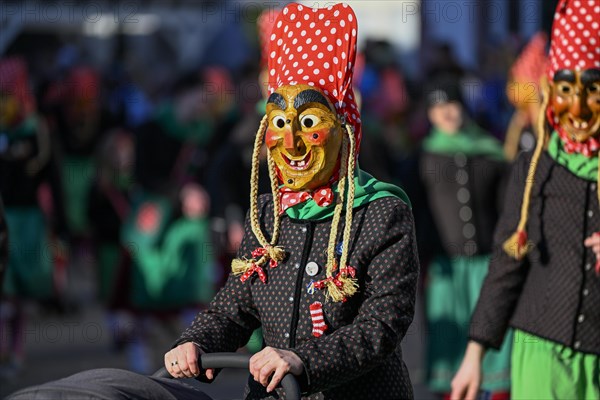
309, 301, 328, 338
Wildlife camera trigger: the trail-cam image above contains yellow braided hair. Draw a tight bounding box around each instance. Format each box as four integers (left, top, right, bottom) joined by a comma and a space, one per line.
231, 115, 285, 275
502, 77, 550, 259
322, 124, 359, 302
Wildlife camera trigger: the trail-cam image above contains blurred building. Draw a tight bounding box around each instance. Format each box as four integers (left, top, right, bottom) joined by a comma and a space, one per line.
1, 1, 555, 80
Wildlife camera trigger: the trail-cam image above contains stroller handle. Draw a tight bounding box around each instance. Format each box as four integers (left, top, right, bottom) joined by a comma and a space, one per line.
153, 353, 301, 400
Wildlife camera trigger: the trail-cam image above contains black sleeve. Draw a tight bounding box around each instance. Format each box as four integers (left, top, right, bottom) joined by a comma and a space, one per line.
469, 151, 532, 349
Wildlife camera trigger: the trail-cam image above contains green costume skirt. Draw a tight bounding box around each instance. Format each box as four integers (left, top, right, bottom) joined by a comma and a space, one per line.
62, 156, 95, 235
3, 207, 53, 299
426, 255, 512, 392
512, 329, 599, 399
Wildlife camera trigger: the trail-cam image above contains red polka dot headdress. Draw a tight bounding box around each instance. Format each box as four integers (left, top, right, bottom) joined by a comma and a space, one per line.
231, 3, 362, 303
546, 0, 600, 80
266, 3, 362, 152
503, 0, 600, 262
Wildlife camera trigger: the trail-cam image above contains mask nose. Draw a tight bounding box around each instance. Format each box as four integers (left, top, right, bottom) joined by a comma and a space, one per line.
283, 122, 307, 155
282, 125, 295, 150
570, 95, 582, 117
569, 92, 592, 121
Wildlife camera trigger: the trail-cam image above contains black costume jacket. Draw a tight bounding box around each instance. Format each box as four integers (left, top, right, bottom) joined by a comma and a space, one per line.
176, 195, 419, 399
470, 151, 600, 356
419, 152, 507, 257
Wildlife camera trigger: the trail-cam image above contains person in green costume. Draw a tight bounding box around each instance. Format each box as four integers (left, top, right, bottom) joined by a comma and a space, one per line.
121, 180, 217, 373
452, 1, 600, 399
87, 129, 135, 350
122, 71, 221, 373
0, 57, 65, 378
121, 71, 225, 372
123, 183, 216, 311
419, 79, 512, 399
46, 67, 108, 238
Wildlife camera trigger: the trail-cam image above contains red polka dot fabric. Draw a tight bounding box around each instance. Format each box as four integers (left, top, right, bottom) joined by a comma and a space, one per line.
547, 0, 600, 79
267, 3, 362, 151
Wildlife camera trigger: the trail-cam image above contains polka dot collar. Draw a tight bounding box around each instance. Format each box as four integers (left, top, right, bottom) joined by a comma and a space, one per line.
547, 0, 600, 79
267, 2, 362, 151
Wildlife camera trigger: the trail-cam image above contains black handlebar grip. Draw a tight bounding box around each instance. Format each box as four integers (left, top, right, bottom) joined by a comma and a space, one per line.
153, 353, 301, 400
200, 352, 250, 369
151, 367, 171, 378
201, 353, 301, 400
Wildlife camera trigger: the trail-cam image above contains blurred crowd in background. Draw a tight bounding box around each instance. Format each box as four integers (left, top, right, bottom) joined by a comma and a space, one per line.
0, 0, 557, 396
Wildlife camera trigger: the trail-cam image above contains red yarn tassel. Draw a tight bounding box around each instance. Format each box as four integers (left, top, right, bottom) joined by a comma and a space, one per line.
517, 230, 528, 248
309, 302, 327, 337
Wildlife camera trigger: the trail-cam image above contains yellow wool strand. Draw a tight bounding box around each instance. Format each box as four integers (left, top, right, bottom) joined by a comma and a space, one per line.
503, 79, 550, 259
232, 115, 285, 276
323, 125, 359, 302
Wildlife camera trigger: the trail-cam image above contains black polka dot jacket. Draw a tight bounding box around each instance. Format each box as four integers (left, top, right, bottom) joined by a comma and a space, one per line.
176, 195, 420, 399
470, 151, 600, 356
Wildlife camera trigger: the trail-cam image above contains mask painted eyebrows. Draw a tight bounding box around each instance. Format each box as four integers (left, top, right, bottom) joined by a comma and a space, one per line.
580, 69, 600, 86
293, 89, 333, 111
554, 69, 576, 83
267, 92, 287, 110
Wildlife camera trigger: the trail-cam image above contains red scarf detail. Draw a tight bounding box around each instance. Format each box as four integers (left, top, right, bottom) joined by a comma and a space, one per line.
279, 186, 334, 214
548, 108, 600, 158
